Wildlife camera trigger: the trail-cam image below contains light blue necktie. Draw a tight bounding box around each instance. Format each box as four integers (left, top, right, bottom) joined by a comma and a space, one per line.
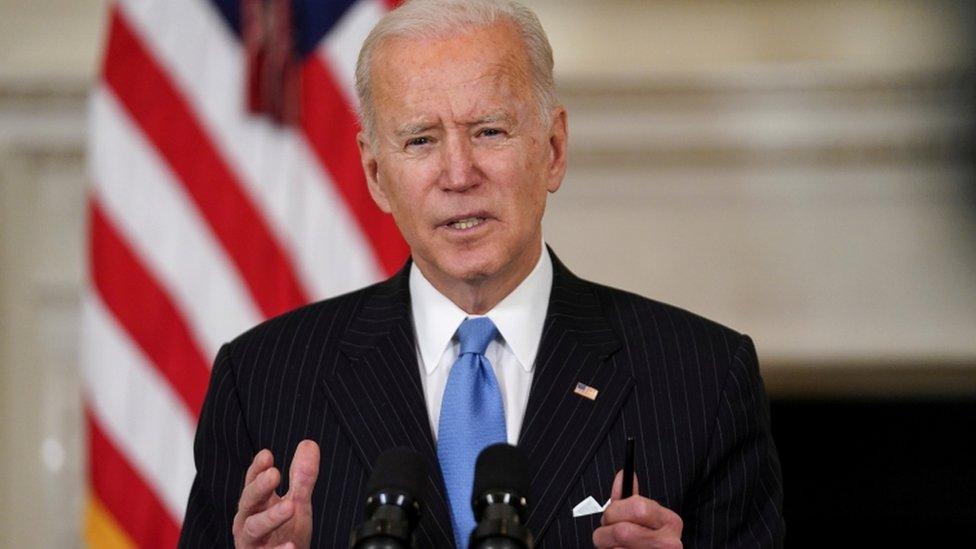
437, 317, 507, 549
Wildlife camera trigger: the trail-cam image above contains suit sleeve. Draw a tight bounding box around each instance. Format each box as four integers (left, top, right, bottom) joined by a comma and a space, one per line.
682, 335, 785, 548
178, 343, 254, 548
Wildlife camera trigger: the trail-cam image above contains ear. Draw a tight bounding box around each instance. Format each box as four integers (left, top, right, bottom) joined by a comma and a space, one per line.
358, 132, 392, 213
545, 106, 568, 193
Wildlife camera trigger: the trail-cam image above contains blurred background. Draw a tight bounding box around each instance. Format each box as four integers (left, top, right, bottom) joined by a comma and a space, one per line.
1, 0, 974, 546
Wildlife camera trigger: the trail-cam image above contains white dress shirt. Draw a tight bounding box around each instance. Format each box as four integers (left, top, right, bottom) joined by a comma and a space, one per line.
409, 247, 553, 445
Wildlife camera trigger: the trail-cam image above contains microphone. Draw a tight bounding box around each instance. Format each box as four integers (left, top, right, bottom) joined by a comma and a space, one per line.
350, 447, 428, 549
469, 444, 534, 549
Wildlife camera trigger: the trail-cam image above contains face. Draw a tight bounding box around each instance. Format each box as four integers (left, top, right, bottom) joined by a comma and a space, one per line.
359, 21, 568, 290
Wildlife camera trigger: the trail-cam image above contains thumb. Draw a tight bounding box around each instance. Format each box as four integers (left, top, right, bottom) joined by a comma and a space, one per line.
610, 469, 640, 501
287, 440, 320, 502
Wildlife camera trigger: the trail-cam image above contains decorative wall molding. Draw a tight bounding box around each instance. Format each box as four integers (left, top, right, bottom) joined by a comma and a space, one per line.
763, 360, 976, 398
0, 75, 89, 157
559, 67, 975, 171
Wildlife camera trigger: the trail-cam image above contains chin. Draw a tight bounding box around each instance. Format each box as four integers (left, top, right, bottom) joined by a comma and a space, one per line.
439, 249, 502, 282
445, 259, 497, 283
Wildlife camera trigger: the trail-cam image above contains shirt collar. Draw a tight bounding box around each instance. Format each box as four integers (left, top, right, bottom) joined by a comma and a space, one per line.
410, 244, 553, 375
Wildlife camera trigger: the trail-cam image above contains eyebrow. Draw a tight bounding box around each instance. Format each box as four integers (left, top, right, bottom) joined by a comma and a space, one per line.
392, 111, 515, 138
394, 122, 437, 138
472, 111, 513, 126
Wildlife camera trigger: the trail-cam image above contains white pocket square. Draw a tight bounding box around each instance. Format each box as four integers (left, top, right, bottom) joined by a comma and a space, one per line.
572, 496, 611, 518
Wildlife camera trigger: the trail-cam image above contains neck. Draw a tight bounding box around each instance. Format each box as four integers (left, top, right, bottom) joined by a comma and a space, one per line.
419, 240, 543, 315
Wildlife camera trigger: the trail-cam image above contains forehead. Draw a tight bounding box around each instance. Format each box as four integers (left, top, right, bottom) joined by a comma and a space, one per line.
370, 21, 533, 121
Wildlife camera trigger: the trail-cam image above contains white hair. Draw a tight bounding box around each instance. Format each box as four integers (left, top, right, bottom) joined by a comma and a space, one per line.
354, 0, 558, 143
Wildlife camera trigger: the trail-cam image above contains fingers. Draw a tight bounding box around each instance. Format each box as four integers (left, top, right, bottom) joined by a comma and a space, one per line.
287, 439, 321, 503
610, 469, 640, 501
245, 449, 274, 485
601, 496, 681, 531
593, 520, 649, 548
233, 443, 319, 547
241, 499, 295, 542
238, 466, 282, 517
592, 521, 682, 549
600, 470, 683, 546
234, 451, 284, 545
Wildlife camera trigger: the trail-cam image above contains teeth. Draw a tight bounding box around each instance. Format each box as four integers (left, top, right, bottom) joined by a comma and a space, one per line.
449, 217, 484, 230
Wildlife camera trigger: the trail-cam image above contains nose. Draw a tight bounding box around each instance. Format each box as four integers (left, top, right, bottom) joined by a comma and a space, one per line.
439, 134, 478, 192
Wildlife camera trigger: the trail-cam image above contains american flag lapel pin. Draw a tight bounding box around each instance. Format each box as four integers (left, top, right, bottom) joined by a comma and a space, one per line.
574, 382, 599, 401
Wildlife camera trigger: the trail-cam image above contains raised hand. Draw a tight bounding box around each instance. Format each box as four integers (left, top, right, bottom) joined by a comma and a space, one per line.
232, 440, 320, 549
592, 470, 684, 549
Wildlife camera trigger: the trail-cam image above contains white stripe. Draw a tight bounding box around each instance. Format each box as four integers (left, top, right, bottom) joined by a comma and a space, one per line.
289, 137, 387, 297
116, 0, 384, 298
81, 290, 196, 522
320, 0, 387, 107
89, 85, 261, 358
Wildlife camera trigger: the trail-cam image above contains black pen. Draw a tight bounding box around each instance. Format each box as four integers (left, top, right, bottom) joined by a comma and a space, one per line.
621, 436, 636, 499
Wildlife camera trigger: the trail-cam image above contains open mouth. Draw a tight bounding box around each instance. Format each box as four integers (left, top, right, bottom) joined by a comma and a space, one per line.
447, 216, 486, 230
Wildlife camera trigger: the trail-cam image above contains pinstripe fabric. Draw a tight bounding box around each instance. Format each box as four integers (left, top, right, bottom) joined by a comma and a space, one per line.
522, 253, 784, 547
179, 250, 784, 548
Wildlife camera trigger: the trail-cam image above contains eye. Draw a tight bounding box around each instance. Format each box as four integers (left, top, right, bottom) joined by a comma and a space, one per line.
477, 128, 505, 138
405, 136, 432, 148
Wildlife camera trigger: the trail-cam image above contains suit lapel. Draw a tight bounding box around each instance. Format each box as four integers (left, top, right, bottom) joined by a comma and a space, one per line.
518, 252, 635, 541
322, 264, 456, 547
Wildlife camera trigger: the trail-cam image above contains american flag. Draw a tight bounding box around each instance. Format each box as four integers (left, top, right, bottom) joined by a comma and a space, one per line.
83, 0, 404, 546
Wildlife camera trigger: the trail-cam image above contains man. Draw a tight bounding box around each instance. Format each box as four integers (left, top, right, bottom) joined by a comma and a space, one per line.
179, 1, 784, 547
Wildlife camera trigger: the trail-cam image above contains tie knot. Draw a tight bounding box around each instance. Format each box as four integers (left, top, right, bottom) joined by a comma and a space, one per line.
456, 317, 498, 356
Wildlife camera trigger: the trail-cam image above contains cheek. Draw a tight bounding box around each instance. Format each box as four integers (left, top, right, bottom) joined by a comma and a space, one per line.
482, 147, 535, 188
379, 166, 425, 214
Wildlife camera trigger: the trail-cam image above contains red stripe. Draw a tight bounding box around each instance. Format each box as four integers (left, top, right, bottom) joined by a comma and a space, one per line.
384, 0, 404, 9
102, 7, 309, 317
300, 56, 409, 277
87, 410, 181, 548
90, 198, 210, 417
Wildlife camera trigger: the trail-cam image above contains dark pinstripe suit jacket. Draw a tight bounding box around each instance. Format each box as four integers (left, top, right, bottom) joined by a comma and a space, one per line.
179, 251, 784, 547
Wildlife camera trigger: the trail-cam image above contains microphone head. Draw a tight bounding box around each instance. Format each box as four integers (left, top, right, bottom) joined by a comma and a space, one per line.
366, 446, 427, 498
473, 443, 530, 503
353, 447, 427, 548
470, 444, 534, 547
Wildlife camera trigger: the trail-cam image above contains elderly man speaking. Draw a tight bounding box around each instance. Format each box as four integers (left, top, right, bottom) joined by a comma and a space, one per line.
179, 1, 784, 547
